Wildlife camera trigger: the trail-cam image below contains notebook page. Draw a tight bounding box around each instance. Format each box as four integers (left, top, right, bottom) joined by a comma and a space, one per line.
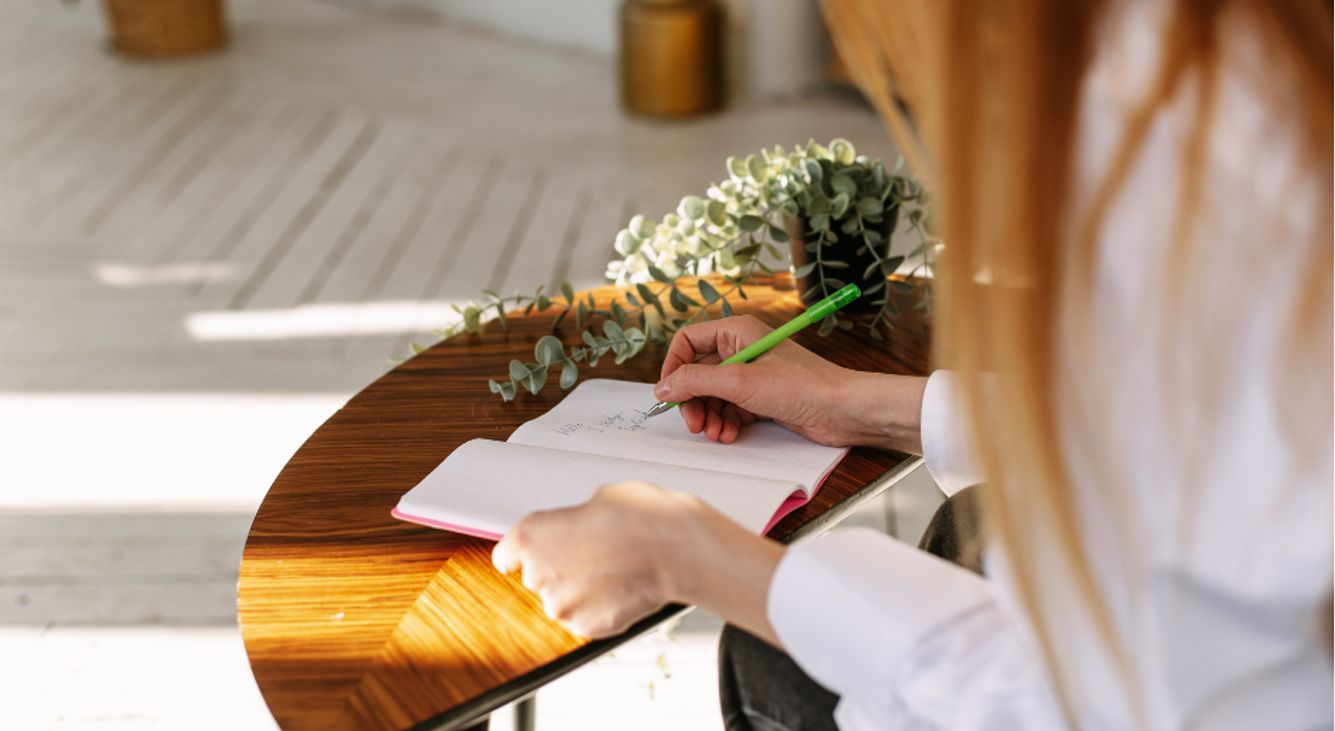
395, 438, 799, 537
507, 379, 848, 496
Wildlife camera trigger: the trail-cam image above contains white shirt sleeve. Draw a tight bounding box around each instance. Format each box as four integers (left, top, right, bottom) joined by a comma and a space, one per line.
919, 370, 985, 496
767, 527, 1064, 730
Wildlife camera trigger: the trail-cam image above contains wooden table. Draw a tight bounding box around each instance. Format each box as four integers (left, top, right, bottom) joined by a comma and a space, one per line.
238, 276, 931, 730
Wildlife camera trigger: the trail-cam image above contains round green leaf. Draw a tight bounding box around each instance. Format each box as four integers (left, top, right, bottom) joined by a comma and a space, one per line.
831, 192, 851, 218
830, 138, 856, 165
705, 199, 727, 227
727, 156, 748, 180
678, 195, 706, 221
535, 335, 564, 366
631, 214, 657, 239
463, 305, 481, 333
560, 360, 579, 389
831, 173, 857, 197
668, 287, 689, 312
524, 365, 548, 395
737, 214, 764, 232
614, 230, 642, 256
746, 154, 768, 182
793, 261, 818, 278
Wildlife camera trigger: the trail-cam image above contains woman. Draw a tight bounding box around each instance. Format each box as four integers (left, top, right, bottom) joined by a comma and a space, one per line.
492, 0, 1333, 727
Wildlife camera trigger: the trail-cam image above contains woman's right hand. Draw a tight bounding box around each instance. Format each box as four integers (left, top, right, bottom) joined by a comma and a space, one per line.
653, 315, 928, 453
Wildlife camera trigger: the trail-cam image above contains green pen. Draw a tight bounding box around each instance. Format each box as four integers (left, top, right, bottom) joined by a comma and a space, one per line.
644, 282, 862, 418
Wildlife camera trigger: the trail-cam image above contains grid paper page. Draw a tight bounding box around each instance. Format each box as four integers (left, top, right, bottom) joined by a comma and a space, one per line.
396, 438, 798, 537
508, 379, 848, 492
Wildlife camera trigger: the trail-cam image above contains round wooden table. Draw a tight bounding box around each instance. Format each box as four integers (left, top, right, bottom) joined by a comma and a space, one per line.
238, 277, 930, 730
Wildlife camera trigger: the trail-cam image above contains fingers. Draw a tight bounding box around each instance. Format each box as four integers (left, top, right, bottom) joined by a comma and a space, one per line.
492, 510, 559, 575
659, 320, 725, 381
659, 316, 769, 381
704, 397, 724, 441
720, 402, 744, 443
492, 530, 523, 574
680, 398, 706, 433
655, 362, 747, 406
490, 485, 673, 640
667, 356, 757, 440
680, 399, 747, 443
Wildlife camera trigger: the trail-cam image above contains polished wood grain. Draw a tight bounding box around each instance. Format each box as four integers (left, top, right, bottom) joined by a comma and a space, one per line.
238, 275, 931, 730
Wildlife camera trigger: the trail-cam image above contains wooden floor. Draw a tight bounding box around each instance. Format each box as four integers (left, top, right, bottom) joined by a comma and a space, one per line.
0, 0, 897, 394
0, 1, 940, 728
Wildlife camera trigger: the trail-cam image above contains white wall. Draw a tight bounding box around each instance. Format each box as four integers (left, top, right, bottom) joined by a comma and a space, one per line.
397, 0, 621, 55
726, 0, 830, 100
336, 0, 829, 100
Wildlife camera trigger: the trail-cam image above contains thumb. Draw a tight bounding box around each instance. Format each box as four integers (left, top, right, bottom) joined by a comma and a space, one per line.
655, 363, 745, 404
492, 532, 522, 574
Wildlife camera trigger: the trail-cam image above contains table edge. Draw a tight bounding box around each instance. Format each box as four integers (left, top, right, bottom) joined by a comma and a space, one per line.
408, 455, 925, 731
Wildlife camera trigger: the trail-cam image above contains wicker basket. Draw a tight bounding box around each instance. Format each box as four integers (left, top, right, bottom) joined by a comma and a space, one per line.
102, 0, 227, 57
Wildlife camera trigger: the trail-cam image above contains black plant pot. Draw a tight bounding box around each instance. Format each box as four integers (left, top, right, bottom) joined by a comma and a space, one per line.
785, 206, 899, 311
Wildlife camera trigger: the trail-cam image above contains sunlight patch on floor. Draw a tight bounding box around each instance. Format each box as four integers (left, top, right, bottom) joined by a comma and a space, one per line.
0, 620, 725, 731
94, 262, 242, 288
185, 301, 467, 341
0, 393, 345, 510
0, 626, 277, 731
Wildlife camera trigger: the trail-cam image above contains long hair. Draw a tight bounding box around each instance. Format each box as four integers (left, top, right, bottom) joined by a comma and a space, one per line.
822, 0, 1333, 718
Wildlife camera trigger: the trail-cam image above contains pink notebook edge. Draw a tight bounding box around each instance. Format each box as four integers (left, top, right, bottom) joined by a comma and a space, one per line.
391, 507, 503, 541
760, 447, 849, 533
392, 446, 851, 539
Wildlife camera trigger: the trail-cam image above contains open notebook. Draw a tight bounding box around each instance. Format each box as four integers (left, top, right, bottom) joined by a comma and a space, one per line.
392, 379, 849, 539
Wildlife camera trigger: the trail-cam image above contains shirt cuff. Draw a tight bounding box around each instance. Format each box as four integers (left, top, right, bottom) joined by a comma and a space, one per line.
766, 527, 994, 714
920, 370, 985, 496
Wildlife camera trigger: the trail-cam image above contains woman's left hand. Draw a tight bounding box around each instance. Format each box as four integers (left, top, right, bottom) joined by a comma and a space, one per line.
493, 480, 786, 643
491, 480, 701, 638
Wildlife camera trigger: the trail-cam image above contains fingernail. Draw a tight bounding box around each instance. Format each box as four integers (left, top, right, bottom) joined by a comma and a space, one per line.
654, 381, 670, 399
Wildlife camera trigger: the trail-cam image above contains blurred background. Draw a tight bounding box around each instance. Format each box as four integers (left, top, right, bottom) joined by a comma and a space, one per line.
0, 0, 944, 728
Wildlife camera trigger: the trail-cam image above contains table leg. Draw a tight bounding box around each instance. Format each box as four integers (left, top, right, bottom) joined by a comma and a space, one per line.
513, 696, 536, 731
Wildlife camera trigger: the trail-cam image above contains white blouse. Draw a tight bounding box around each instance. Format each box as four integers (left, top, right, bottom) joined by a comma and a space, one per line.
766, 5, 1332, 729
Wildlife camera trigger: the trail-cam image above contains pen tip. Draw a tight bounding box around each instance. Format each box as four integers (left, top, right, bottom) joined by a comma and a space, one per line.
643, 402, 670, 418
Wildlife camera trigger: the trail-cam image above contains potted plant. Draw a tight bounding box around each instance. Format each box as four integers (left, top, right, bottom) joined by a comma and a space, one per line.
414, 139, 938, 401
77, 0, 227, 57
609, 137, 933, 319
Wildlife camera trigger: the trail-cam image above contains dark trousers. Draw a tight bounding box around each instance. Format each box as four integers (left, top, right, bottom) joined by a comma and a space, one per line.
718, 487, 984, 731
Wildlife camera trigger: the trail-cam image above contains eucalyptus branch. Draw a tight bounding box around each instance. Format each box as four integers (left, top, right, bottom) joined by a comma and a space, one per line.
407, 139, 936, 400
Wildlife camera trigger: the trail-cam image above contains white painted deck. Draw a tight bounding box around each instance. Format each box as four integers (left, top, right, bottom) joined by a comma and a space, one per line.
0, 1, 943, 728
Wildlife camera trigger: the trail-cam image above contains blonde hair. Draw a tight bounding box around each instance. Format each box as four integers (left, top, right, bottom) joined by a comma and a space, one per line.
823, 0, 1333, 717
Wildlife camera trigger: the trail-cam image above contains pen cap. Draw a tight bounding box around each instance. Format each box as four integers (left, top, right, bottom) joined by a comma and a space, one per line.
804, 283, 862, 322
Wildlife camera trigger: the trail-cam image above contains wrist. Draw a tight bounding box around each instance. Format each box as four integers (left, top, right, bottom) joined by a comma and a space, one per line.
658, 498, 785, 644
654, 494, 715, 604
657, 496, 731, 604
834, 371, 927, 454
